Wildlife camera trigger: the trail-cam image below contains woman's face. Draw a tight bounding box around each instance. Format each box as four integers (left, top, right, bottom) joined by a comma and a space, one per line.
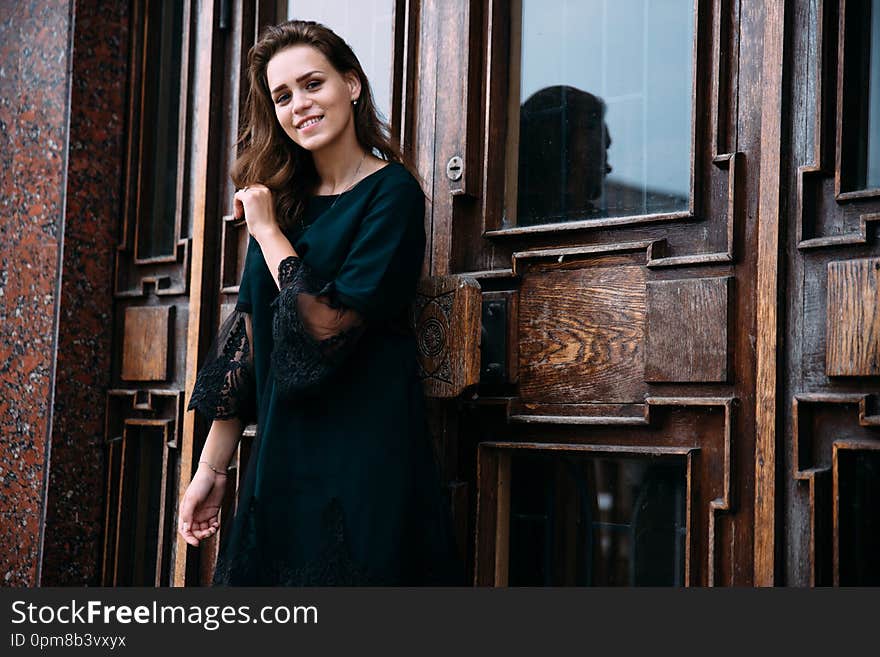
266, 44, 361, 154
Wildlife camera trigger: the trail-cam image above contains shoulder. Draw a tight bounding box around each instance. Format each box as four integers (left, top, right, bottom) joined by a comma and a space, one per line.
370, 162, 424, 201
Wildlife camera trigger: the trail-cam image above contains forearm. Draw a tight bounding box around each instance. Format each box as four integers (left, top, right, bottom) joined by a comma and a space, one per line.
254, 226, 297, 289
199, 417, 244, 472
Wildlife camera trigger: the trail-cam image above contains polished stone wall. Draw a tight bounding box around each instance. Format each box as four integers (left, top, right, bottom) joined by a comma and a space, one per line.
0, 0, 128, 586
41, 0, 129, 586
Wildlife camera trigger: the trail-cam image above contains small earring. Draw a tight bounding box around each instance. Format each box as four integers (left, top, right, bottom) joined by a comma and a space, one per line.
352, 99, 358, 106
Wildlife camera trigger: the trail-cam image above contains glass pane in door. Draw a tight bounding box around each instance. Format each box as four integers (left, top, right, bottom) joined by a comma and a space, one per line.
843, 0, 880, 190
507, 452, 687, 586
870, 0, 880, 188
506, 0, 695, 227
137, 0, 185, 259
278, 0, 394, 124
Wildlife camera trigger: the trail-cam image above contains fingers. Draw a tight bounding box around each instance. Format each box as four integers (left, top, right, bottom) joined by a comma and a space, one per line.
178, 517, 219, 546
179, 519, 199, 547
178, 494, 197, 545
190, 520, 220, 541
178, 495, 218, 547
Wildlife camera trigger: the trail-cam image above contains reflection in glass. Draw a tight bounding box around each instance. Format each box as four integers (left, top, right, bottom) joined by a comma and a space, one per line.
278, 0, 393, 123
507, 452, 687, 586
508, 0, 695, 226
138, 0, 184, 259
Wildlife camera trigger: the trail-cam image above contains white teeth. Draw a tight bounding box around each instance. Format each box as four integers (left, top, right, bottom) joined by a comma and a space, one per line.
299, 116, 323, 129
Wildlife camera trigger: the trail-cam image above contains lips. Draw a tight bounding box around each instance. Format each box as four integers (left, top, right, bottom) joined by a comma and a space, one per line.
296, 115, 324, 130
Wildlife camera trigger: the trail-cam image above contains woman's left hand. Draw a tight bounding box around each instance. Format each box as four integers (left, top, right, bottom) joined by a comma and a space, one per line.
234, 184, 280, 241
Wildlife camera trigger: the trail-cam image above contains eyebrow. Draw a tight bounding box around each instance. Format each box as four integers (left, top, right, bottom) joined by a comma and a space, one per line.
271, 70, 323, 95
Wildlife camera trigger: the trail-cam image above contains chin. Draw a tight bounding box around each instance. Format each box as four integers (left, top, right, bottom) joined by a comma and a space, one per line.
297, 133, 338, 154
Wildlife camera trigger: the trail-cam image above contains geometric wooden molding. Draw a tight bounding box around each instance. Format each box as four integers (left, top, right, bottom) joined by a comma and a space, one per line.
474, 396, 735, 587
826, 258, 880, 376
121, 305, 174, 381
114, 238, 191, 298
510, 240, 654, 274
105, 388, 184, 445
482, 1, 737, 250
791, 393, 880, 585
219, 214, 250, 294
646, 276, 731, 382
639, 0, 740, 268
101, 389, 184, 587
796, 0, 880, 250
412, 275, 482, 398
647, 396, 734, 588
793, 393, 880, 468
474, 441, 698, 587
792, 393, 880, 478
645, 152, 742, 269
799, 211, 880, 250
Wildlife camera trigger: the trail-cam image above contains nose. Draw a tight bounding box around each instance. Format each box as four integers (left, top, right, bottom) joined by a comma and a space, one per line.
292, 91, 313, 118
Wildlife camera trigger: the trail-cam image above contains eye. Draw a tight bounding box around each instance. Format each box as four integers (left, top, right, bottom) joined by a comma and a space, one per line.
305, 80, 321, 91
274, 92, 290, 104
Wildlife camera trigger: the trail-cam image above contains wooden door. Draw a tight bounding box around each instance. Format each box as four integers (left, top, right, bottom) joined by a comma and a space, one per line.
102, 0, 279, 587
780, 0, 880, 586
102, 0, 199, 586
417, 0, 767, 586
141, 0, 880, 588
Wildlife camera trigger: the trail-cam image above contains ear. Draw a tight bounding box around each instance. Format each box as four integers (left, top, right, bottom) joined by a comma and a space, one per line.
344, 71, 362, 103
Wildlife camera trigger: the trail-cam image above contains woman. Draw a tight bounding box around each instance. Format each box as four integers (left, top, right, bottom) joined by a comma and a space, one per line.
178, 20, 462, 586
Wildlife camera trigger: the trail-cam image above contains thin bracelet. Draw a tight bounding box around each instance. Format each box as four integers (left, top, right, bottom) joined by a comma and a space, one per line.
199, 459, 228, 476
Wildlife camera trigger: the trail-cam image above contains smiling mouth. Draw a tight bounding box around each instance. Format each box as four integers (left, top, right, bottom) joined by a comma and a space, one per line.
296, 115, 324, 130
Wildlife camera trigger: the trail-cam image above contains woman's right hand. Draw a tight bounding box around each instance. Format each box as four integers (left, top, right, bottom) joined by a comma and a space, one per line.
178, 463, 227, 546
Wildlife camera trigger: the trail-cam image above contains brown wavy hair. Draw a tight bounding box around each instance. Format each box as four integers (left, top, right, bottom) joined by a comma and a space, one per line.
232, 20, 413, 231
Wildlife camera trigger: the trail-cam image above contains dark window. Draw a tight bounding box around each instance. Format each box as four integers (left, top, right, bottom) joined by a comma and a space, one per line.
136, 0, 185, 259
507, 452, 687, 586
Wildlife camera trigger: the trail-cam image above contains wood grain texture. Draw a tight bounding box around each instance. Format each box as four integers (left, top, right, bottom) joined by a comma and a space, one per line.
474, 443, 501, 586
645, 277, 731, 382
413, 275, 482, 397
754, 0, 786, 586
175, 0, 216, 588
121, 306, 172, 381
826, 258, 880, 376
518, 264, 646, 404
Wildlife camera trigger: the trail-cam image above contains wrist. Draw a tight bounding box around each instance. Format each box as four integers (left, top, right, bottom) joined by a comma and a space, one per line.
252, 223, 283, 245
198, 459, 229, 476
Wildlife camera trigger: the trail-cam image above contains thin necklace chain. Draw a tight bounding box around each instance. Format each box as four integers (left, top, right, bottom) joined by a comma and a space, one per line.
328, 153, 367, 210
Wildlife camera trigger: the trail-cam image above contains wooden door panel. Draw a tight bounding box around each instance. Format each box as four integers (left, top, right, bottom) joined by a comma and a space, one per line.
103, 0, 194, 587
783, 0, 880, 586
470, 398, 735, 586
422, 0, 759, 586
517, 250, 647, 407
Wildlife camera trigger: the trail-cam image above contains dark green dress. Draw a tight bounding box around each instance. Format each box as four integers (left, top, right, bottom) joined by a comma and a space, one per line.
189, 162, 463, 585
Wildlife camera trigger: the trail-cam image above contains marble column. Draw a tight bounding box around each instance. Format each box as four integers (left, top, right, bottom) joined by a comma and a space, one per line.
0, 0, 128, 586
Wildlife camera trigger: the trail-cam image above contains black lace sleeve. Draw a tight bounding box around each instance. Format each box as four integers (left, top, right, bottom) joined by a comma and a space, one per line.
270, 255, 366, 399
187, 309, 256, 424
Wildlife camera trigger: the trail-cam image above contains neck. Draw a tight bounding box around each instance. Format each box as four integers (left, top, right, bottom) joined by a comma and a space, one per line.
311, 126, 367, 192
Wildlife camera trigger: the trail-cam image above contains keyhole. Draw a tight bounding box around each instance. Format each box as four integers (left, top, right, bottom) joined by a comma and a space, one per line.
446, 156, 463, 181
